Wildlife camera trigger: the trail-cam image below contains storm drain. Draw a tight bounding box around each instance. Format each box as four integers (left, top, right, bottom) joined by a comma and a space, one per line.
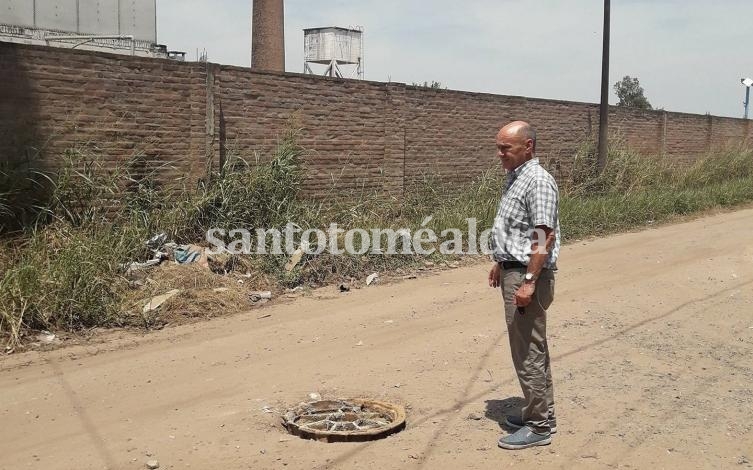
282, 399, 406, 442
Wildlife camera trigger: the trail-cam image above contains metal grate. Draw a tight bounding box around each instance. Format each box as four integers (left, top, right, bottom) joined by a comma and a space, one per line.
282, 399, 406, 442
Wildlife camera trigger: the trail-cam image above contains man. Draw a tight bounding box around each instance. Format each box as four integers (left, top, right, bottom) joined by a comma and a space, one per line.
488, 121, 560, 450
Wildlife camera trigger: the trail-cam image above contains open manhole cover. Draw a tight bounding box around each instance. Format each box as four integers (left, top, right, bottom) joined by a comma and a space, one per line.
282, 399, 406, 442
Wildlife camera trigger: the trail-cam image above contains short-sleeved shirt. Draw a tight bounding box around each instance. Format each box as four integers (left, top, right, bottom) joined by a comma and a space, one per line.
490, 158, 560, 269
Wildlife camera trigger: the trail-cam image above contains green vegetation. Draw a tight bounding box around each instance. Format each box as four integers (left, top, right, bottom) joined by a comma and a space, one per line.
410, 80, 446, 89
561, 143, 753, 239
614, 75, 652, 110
2, 134, 752, 348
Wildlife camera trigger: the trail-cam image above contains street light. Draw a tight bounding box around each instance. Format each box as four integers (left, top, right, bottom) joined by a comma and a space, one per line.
742, 78, 753, 119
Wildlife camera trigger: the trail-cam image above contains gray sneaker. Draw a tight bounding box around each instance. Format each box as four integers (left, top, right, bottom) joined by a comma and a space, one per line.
498, 426, 552, 450
504, 415, 557, 434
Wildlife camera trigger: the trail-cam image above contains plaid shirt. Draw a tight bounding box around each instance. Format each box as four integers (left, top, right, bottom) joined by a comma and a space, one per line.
490, 158, 560, 269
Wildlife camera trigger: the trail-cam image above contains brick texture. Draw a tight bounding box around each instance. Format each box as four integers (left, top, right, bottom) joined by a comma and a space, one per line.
2, 42, 751, 198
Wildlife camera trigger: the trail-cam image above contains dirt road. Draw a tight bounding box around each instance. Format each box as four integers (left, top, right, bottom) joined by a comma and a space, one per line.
2, 208, 753, 470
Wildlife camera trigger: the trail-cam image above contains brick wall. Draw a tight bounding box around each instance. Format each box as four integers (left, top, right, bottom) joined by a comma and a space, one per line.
1, 43, 208, 188
2, 42, 751, 197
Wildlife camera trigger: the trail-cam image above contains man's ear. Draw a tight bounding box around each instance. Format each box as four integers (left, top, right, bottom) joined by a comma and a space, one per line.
526, 139, 534, 155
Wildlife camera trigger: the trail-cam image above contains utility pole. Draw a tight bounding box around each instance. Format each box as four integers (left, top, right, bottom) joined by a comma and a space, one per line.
597, 0, 610, 172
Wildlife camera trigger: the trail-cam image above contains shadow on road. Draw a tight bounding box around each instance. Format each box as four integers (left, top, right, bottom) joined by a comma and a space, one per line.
484, 396, 525, 431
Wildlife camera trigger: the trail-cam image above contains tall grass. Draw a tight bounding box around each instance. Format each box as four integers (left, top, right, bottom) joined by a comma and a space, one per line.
0, 131, 308, 345
171, 137, 305, 242
559, 143, 753, 239
2, 135, 753, 347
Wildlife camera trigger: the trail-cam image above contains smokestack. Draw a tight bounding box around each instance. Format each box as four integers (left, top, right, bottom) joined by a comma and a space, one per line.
251, 0, 285, 71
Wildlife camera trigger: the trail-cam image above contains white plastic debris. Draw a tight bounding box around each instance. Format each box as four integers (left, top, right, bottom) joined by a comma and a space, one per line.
366, 273, 379, 286
285, 241, 309, 272
142, 290, 181, 314
249, 291, 273, 302
146, 233, 168, 250
36, 332, 57, 344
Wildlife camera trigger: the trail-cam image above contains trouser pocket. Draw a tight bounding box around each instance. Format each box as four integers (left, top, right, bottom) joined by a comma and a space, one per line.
535, 273, 555, 311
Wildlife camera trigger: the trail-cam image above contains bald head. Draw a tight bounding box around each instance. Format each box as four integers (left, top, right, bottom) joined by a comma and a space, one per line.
496, 121, 537, 171
499, 121, 536, 150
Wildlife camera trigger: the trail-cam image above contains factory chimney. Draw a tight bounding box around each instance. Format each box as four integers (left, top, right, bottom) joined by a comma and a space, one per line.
251, 0, 285, 71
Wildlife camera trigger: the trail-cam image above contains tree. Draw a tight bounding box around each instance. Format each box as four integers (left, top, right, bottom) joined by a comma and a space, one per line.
613, 76, 652, 109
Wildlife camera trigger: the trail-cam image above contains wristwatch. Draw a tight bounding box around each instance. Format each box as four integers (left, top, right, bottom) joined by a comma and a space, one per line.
524, 272, 535, 282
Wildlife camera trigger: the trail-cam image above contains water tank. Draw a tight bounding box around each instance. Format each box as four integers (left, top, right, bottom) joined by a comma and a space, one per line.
304, 26, 362, 65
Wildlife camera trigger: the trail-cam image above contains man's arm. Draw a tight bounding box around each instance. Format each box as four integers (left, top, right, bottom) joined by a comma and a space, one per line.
527, 225, 556, 280
514, 225, 555, 307
488, 262, 501, 288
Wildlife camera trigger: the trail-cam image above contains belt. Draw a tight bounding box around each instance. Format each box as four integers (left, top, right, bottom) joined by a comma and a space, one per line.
501, 260, 526, 270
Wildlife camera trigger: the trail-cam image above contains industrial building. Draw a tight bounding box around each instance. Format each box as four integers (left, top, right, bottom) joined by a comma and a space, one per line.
0, 0, 182, 59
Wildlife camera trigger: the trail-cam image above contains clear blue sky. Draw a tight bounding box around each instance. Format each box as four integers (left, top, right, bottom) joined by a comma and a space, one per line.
157, 0, 753, 118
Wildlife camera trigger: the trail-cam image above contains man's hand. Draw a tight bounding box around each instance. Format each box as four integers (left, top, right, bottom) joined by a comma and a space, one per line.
514, 281, 535, 307
488, 263, 501, 288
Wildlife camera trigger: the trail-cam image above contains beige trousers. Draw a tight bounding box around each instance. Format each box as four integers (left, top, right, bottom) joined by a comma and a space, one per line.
501, 267, 556, 434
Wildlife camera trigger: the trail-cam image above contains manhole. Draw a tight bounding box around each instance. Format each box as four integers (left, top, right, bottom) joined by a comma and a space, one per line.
282, 399, 406, 442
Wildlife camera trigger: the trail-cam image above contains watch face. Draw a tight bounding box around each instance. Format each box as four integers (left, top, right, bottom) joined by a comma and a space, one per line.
525, 273, 534, 281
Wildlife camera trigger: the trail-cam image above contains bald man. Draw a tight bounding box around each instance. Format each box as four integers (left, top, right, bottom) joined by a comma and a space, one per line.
489, 121, 561, 450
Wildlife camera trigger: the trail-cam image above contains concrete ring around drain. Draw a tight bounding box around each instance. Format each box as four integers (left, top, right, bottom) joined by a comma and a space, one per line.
282, 398, 407, 442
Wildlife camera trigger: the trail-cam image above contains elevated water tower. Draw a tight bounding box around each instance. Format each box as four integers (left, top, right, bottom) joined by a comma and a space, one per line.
303, 26, 363, 79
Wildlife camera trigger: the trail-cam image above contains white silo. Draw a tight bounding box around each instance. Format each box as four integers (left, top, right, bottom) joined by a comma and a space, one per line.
0, 0, 176, 58
303, 26, 363, 79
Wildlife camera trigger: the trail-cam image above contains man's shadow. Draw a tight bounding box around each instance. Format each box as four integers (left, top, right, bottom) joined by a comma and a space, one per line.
485, 397, 525, 432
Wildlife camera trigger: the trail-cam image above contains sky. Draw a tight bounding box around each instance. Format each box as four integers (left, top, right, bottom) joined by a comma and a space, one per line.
156, 0, 753, 118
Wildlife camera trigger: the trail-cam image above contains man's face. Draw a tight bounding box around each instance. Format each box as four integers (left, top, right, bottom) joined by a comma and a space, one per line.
496, 129, 533, 171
